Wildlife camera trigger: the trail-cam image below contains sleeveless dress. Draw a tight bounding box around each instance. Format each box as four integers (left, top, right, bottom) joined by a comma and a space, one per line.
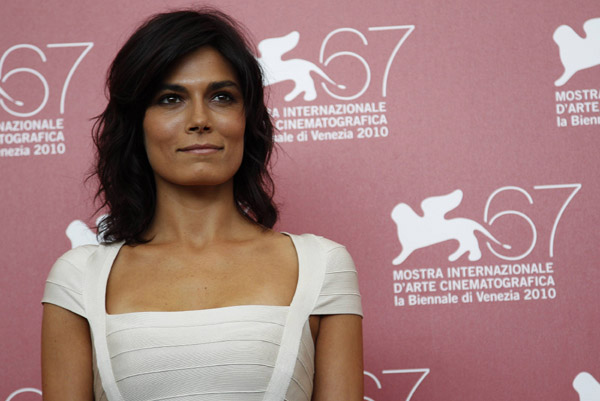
42, 233, 363, 401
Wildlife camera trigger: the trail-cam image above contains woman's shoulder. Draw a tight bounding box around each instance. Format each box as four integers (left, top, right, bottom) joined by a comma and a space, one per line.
49, 241, 123, 276
283, 232, 347, 251
285, 232, 362, 316
283, 232, 352, 266
54, 243, 100, 268
42, 244, 101, 318
42, 241, 123, 317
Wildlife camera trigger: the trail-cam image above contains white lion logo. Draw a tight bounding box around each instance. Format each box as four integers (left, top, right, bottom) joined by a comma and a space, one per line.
257, 31, 345, 101
391, 190, 511, 265
554, 17, 600, 86
573, 372, 600, 401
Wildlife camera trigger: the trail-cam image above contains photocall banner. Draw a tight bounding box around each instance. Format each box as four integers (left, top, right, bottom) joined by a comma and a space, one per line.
1, 0, 598, 400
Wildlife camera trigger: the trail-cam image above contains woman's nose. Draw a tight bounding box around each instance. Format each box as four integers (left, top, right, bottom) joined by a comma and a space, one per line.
186, 100, 211, 133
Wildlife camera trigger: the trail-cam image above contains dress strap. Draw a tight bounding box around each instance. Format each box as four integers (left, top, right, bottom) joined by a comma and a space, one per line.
84, 242, 125, 401
264, 234, 326, 401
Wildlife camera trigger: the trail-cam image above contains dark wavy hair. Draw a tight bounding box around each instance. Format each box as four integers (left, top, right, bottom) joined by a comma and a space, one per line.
91, 9, 277, 245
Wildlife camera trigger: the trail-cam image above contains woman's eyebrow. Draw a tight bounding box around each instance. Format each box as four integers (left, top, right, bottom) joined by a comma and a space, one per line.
156, 83, 186, 93
156, 81, 240, 93
208, 80, 240, 91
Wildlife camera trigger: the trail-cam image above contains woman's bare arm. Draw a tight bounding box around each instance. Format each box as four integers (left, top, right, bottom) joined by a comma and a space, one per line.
311, 314, 364, 401
41, 303, 94, 401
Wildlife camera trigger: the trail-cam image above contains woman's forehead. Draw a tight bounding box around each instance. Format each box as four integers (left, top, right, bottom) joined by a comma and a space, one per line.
162, 46, 240, 85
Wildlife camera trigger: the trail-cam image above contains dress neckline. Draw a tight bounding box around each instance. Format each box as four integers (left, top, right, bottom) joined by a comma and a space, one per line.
86, 232, 323, 401
102, 232, 302, 318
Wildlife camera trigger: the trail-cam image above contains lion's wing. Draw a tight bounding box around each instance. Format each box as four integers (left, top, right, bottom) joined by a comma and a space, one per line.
583, 18, 600, 39
420, 189, 463, 218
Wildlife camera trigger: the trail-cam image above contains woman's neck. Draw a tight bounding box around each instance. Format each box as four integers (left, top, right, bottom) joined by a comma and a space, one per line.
142, 177, 258, 247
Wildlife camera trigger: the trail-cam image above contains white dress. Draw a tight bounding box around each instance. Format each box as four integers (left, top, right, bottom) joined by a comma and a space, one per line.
42, 233, 363, 401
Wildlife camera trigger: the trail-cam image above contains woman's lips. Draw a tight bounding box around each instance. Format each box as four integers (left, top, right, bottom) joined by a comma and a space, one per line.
178, 144, 223, 154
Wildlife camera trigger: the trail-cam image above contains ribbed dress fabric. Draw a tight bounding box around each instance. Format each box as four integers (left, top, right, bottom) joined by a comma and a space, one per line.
42, 233, 362, 401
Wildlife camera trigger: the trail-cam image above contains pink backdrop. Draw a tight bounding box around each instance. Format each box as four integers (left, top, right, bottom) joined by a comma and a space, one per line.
1, 0, 599, 400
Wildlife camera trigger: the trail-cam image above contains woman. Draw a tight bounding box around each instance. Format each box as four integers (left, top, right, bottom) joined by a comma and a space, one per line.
41, 9, 363, 401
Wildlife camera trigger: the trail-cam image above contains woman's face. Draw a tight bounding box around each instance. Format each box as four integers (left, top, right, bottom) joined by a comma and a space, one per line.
143, 46, 246, 189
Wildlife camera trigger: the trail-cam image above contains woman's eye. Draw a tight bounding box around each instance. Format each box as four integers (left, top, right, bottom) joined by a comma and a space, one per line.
212, 93, 234, 103
158, 94, 181, 104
